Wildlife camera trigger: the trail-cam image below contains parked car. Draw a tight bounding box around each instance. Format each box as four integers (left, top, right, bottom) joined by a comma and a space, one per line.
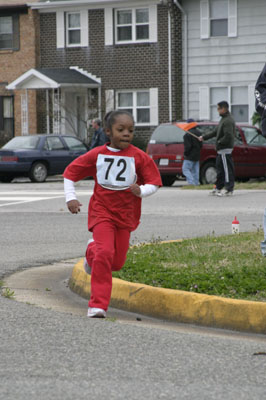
147, 121, 266, 186
0, 135, 89, 183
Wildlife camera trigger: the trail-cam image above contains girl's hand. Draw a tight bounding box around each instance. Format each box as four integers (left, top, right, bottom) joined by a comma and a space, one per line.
130, 184, 141, 197
67, 200, 83, 214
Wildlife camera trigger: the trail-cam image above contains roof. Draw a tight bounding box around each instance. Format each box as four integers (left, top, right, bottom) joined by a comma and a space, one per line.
30, 0, 159, 10
0, 0, 36, 7
6, 67, 101, 90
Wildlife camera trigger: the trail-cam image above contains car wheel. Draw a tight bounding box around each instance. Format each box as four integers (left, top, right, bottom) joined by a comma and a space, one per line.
29, 162, 48, 183
200, 162, 217, 184
161, 175, 176, 186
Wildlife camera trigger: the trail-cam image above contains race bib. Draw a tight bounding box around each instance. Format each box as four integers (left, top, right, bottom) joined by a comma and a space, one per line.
96, 154, 137, 190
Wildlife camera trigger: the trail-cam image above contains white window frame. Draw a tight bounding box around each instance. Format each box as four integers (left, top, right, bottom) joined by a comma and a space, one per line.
210, 0, 228, 37
200, 0, 237, 39
115, 7, 149, 44
66, 12, 81, 47
199, 85, 252, 123
116, 88, 158, 126
56, 9, 88, 48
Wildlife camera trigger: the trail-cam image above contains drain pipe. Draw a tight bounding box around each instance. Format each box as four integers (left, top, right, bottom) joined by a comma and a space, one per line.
173, 0, 188, 120
168, 9, 172, 122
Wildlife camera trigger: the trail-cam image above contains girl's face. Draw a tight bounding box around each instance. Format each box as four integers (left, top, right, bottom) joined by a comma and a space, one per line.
107, 114, 134, 150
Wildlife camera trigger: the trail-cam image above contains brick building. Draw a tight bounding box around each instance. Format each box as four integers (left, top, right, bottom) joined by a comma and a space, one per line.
0, 0, 39, 146
5, 0, 183, 147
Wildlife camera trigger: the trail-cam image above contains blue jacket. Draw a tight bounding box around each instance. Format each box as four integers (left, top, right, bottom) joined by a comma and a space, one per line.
90, 128, 109, 149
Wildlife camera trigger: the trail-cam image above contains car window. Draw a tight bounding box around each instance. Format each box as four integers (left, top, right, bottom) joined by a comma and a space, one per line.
235, 127, 243, 144
196, 125, 216, 144
241, 127, 266, 146
3, 136, 39, 150
149, 125, 185, 144
44, 137, 66, 151
63, 136, 87, 151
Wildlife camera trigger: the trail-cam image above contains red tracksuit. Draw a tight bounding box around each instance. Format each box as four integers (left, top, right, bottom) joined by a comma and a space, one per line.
64, 144, 162, 310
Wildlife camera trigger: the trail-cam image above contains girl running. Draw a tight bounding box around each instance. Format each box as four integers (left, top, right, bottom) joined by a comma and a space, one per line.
64, 110, 162, 317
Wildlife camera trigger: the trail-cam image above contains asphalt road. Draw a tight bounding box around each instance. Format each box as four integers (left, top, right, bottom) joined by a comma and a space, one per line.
1, 178, 266, 399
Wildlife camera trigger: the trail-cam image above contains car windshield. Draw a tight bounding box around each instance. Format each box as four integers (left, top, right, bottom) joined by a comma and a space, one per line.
2, 136, 40, 150
241, 127, 266, 146
150, 125, 185, 144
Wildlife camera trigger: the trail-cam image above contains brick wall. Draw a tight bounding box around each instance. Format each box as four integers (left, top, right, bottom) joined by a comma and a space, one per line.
39, 4, 182, 144
0, 8, 39, 142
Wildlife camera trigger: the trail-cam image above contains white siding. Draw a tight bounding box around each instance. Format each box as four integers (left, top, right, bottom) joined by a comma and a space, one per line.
181, 0, 266, 122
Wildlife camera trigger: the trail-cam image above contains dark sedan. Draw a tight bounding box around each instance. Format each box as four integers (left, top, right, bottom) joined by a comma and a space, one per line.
0, 134, 89, 183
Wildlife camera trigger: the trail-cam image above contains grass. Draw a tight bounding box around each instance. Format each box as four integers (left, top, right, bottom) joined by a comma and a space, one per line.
181, 179, 266, 190
113, 231, 266, 302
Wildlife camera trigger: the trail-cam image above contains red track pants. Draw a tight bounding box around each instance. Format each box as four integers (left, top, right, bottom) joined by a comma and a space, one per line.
86, 220, 130, 311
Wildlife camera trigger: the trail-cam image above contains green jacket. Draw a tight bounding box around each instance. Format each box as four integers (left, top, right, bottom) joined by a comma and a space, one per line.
204, 112, 236, 151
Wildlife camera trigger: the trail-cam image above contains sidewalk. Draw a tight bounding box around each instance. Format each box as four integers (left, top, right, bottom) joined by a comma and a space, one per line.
70, 259, 266, 335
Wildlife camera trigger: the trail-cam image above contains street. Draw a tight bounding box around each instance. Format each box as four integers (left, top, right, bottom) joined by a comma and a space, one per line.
1, 179, 266, 399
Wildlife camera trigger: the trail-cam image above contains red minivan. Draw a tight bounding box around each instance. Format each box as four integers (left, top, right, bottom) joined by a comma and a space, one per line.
147, 121, 266, 186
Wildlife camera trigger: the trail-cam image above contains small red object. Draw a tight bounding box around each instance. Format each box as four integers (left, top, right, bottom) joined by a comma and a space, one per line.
232, 216, 239, 224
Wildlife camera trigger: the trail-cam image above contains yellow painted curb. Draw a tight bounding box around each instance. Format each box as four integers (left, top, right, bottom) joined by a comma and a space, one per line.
69, 258, 266, 334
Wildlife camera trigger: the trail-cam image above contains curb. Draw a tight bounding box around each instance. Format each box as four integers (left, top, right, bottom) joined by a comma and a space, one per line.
69, 259, 266, 334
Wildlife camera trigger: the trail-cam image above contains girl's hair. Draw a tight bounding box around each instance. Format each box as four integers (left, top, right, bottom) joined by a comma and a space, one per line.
105, 110, 134, 131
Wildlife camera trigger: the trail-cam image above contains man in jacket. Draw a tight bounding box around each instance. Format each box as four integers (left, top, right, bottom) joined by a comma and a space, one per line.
199, 101, 236, 196
255, 63, 266, 137
89, 119, 109, 149
182, 122, 202, 186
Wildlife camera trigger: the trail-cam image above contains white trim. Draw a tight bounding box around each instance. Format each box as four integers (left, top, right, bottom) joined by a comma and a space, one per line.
21, 91, 28, 136
6, 69, 59, 90
168, 11, 172, 122
149, 4, 157, 43
56, 10, 65, 48
248, 84, 255, 124
105, 8, 113, 45
31, 1, 160, 11
199, 86, 210, 120
105, 89, 115, 113
116, 88, 158, 126
114, 5, 157, 45
150, 87, 158, 126
69, 66, 101, 85
200, 0, 209, 39
228, 0, 237, 37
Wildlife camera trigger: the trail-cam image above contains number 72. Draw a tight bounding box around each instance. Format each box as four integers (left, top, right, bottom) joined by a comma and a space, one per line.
104, 157, 127, 181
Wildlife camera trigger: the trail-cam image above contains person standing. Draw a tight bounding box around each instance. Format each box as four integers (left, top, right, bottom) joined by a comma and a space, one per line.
89, 118, 109, 149
182, 122, 202, 186
255, 63, 266, 137
199, 101, 236, 196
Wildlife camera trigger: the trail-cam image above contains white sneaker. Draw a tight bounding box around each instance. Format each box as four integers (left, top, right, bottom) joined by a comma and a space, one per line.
209, 188, 222, 196
223, 190, 233, 196
83, 239, 94, 275
87, 307, 106, 318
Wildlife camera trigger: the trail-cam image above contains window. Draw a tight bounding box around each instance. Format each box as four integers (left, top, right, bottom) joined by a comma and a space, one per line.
66, 12, 81, 46
210, 87, 248, 122
115, 8, 150, 43
210, 0, 228, 36
0, 97, 14, 142
0, 15, 19, 50
200, 0, 237, 39
56, 10, 88, 48
64, 136, 87, 151
241, 127, 266, 146
117, 91, 150, 124
231, 87, 248, 123
45, 137, 65, 151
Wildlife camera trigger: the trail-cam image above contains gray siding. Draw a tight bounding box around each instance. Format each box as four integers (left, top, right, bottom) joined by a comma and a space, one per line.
181, 0, 266, 122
